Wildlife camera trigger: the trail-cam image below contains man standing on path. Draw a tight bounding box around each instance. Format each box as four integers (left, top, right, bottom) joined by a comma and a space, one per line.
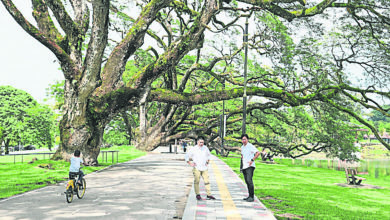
185, 137, 216, 201
241, 134, 260, 202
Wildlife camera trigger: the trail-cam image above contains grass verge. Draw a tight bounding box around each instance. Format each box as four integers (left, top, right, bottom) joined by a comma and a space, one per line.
218, 156, 390, 220
0, 145, 146, 199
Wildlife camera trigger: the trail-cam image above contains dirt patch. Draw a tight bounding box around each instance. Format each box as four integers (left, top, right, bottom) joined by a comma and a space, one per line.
335, 183, 384, 189
260, 161, 276, 164
172, 158, 185, 161
277, 213, 304, 219
28, 157, 38, 164
37, 163, 54, 170
261, 196, 277, 200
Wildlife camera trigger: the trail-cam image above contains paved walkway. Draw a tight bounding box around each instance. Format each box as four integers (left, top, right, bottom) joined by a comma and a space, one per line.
183, 155, 276, 220
0, 147, 276, 219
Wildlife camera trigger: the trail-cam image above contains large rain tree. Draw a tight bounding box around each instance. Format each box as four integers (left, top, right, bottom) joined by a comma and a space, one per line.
2, 0, 389, 165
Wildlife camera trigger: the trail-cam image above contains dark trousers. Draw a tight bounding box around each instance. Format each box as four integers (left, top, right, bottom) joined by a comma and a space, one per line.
242, 167, 255, 198
69, 170, 84, 183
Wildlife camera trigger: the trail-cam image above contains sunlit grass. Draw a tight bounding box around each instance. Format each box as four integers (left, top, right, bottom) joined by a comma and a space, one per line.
218, 156, 390, 220
0, 145, 145, 199
0, 153, 55, 164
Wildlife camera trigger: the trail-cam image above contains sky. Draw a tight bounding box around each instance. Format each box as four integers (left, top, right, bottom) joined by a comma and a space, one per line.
0, 2, 64, 104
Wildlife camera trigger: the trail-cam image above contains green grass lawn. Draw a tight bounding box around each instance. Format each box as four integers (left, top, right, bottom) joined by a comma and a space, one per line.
0, 145, 145, 199
218, 156, 390, 220
361, 145, 390, 159
0, 152, 55, 164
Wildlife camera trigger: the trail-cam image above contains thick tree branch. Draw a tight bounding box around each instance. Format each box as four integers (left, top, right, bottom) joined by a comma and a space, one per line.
236, 0, 334, 21
31, 0, 63, 42
1, 0, 79, 80
79, 0, 110, 99
126, 0, 219, 91
46, 0, 79, 38
321, 94, 390, 151
96, 0, 172, 96
148, 87, 337, 106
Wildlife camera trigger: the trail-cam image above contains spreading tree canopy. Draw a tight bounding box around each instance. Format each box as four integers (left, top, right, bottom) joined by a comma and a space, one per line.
1, 0, 389, 164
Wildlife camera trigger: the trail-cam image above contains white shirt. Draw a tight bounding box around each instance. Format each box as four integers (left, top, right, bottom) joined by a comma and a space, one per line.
69, 156, 83, 172
241, 143, 259, 170
185, 145, 211, 171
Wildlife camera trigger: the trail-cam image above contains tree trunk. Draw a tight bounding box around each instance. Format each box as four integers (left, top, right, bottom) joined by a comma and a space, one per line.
139, 104, 147, 142
120, 111, 132, 145
136, 129, 169, 151
5, 139, 10, 155
54, 120, 103, 165
52, 81, 107, 165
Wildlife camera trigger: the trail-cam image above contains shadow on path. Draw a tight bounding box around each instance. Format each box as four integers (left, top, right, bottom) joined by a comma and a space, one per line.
0, 153, 192, 220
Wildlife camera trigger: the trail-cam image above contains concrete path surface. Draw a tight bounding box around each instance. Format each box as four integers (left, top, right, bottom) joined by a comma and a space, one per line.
0, 147, 276, 219
183, 155, 276, 220
0, 150, 193, 220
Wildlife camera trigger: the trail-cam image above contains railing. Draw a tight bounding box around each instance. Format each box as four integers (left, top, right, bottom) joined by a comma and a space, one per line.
100, 150, 119, 164
0, 152, 55, 164
1, 151, 120, 164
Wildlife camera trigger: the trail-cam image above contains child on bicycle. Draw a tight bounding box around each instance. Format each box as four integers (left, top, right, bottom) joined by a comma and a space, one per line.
69, 150, 85, 184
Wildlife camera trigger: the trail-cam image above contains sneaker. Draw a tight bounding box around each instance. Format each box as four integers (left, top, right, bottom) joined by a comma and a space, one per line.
196, 195, 202, 200
246, 197, 254, 202
207, 195, 216, 200
243, 196, 250, 200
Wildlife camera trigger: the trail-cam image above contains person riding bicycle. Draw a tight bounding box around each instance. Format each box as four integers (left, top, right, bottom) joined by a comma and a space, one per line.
69, 150, 86, 184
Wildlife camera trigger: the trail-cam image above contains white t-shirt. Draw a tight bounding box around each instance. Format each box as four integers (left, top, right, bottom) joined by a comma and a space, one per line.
241, 143, 259, 170
185, 145, 211, 171
69, 156, 83, 172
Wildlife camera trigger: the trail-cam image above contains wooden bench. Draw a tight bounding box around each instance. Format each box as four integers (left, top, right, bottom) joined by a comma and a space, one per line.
344, 167, 366, 185
260, 151, 274, 162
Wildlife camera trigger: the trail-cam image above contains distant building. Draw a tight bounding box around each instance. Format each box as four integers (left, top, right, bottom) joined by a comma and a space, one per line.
382, 132, 390, 144
368, 132, 390, 144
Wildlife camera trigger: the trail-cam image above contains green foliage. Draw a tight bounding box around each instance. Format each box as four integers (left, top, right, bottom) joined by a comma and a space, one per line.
104, 131, 129, 146
45, 80, 65, 110
363, 106, 390, 134
0, 86, 55, 148
24, 104, 56, 149
103, 112, 139, 146
123, 49, 155, 85
240, 101, 358, 160
104, 125, 130, 145
0, 126, 3, 140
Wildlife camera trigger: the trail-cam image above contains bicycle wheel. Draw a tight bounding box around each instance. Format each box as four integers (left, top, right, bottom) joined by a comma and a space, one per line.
66, 186, 74, 203
76, 178, 86, 199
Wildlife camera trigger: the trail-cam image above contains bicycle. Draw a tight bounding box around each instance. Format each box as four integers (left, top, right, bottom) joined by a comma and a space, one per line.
65, 167, 86, 203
